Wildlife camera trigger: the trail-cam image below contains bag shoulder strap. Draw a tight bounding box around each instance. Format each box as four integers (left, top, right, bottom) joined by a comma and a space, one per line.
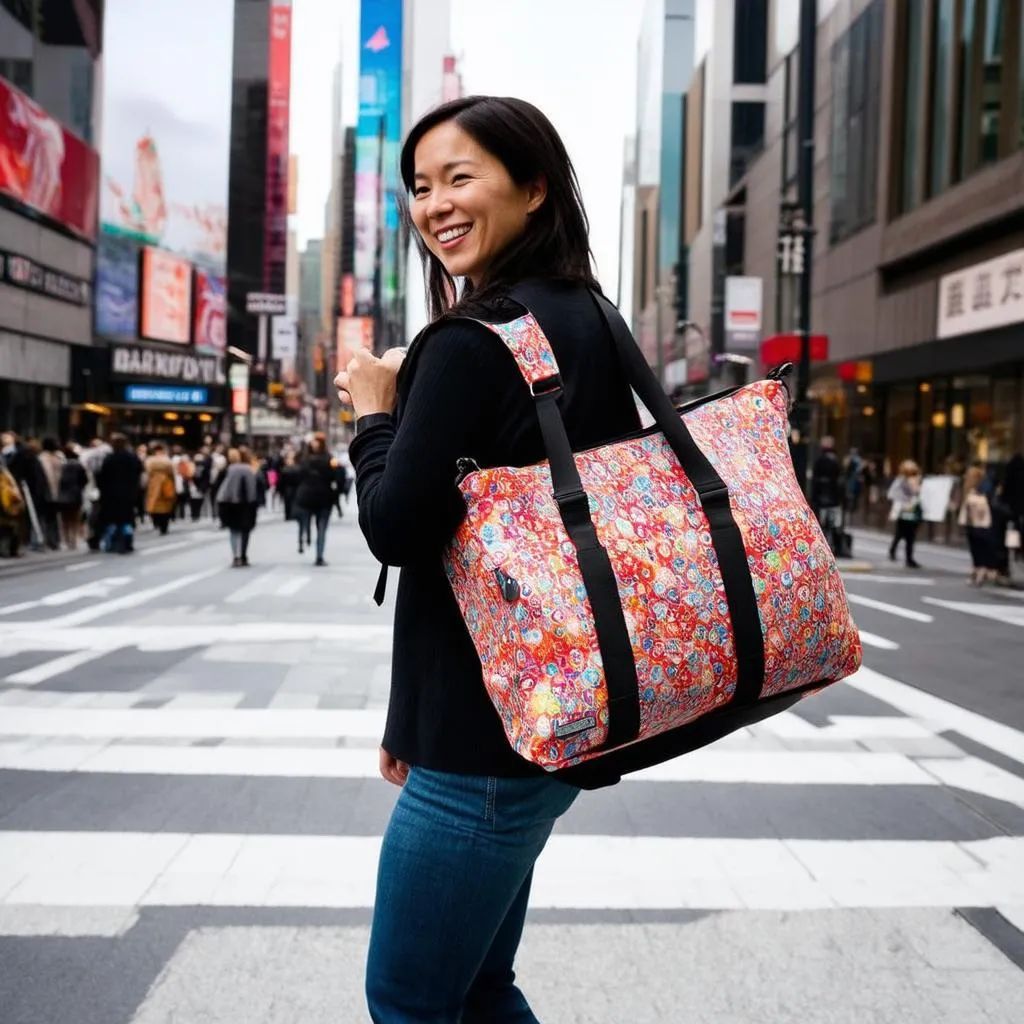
467, 312, 562, 390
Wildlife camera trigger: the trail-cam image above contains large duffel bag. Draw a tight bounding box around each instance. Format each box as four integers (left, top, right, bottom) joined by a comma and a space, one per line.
444, 289, 862, 788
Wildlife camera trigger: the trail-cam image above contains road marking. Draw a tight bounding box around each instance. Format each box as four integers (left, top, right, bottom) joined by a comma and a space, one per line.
0, 706, 389, 740
0, 831, 1020, 910
275, 576, 310, 597
36, 568, 221, 628
847, 666, 1024, 768
846, 594, 934, 623
65, 559, 101, 572
0, 621, 394, 654
3, 648, 115, 687
0, 577, 132, 616
857, 630, 899, 650
921, 597, 1024, 628
842, 574, 936, 585
140, 541, 195, 557
0, 741, 946, 786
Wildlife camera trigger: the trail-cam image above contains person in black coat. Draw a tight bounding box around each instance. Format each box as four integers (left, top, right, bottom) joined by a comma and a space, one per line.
277, 450, 301, 522
294, 435, 336, 565
96, 434, 143, 553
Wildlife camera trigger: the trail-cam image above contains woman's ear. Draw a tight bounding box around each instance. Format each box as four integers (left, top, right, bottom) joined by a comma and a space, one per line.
526, 175, 548, 215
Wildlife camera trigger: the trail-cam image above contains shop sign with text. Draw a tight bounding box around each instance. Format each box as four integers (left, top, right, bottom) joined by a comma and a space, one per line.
937, 247, 1024, 339
111, 343, 224, 385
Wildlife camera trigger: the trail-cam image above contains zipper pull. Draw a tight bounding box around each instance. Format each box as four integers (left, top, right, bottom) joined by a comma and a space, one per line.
493, 568, 521, 602
455, 457, 480, 485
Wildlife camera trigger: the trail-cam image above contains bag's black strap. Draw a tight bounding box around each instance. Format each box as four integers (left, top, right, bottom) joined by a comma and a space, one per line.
477, 297, 642, 750
586, 289, 765, 706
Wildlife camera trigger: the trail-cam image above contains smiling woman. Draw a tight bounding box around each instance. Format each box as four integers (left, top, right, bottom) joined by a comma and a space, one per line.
398, 95, 599, 320
344, 95, 643, 1024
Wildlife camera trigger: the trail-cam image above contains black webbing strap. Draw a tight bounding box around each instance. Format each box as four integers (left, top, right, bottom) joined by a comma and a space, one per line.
531, 380, 642, 750
586, 290, 765, 706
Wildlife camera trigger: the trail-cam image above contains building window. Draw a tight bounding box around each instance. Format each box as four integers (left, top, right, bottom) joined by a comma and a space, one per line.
0, 58, 33, 97
830, 0, 883, 244
954, 0, 1006, 182
928, 0, 956, 197
730, 101, 765, 186
899, 2, 926, 214
733, 0, 768, 85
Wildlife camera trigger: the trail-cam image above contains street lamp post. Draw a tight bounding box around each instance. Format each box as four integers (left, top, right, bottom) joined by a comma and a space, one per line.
791, 0, 819, 496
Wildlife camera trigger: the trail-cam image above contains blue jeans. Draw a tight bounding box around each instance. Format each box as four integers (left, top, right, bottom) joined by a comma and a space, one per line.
297, 508, 331, 559
366, 767, 579, 1023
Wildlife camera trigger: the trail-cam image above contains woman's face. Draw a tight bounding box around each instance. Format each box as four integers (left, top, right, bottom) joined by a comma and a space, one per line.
411, 120, 546, 285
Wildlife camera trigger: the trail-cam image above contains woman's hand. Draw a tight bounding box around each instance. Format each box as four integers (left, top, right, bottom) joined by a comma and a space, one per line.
379, 746, 410, 787
334, 348, 406, 418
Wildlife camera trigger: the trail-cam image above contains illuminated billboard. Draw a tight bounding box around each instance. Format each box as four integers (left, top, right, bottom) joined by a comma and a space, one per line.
355, 0, 403, 320
140, 247, 192, 345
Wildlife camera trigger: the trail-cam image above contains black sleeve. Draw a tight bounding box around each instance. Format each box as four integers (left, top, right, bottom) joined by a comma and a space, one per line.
348, 319, 510, 566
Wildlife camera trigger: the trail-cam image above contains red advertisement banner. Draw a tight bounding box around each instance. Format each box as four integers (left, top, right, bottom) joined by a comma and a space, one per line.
264, 2, 292, 291
0, 75, 99, 240
193, 270, 227, 355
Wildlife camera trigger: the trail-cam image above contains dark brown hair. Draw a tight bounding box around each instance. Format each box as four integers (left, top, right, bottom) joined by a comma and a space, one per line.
400, 95, 599, 321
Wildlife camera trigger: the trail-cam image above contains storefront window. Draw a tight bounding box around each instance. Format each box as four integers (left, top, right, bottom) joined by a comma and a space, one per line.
885, 384, 920, 476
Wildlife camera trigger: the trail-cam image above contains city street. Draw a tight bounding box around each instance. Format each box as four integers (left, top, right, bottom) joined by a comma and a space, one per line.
1, 509, 1023, 1023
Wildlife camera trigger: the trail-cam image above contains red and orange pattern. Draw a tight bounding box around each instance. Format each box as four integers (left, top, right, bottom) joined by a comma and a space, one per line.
445, 316, 862, 771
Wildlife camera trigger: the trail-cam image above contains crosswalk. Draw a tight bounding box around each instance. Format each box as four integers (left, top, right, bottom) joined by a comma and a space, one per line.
1, 522, 1023, 1020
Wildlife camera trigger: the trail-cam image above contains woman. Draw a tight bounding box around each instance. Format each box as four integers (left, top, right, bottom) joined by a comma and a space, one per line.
336, 96, 642, 1022
958, 465, 995, 585
217, 447, 258, 567
145, 443, 177, 535
887, 459, 923, 568
294, 435, 335, 565
55, 445, 88, 550
37, 437, 65, 550
96, 434, 142, 553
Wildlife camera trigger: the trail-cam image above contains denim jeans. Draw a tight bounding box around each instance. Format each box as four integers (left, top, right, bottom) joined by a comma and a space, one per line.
366, 767, 579, 1023
313, 507, 331, 560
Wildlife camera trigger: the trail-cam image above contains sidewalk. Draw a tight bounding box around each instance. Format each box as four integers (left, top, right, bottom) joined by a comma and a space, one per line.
0, 516, 222, 580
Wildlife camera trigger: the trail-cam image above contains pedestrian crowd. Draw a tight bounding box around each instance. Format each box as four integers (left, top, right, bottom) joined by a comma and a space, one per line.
0, 430, 353, 567
809, 436, 1023, 584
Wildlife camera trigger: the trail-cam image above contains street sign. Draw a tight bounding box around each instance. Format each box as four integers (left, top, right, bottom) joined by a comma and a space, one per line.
777, 232, 806, 276
246, 292, 287, 315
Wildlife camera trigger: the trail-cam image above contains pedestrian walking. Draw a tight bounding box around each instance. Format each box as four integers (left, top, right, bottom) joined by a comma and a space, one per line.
55, 446, 88, 550
0, 455, 25, 558
959, 465, 997, 585
4, 435, 49, 552
294, 435, 335, 565
887, 459, 923, 568
145, 443, 177, 535
336, 95, 646, 1022
37, 437, 65, 550
217, 447, 259, 567
276, 450, 301, 521
96, 435, 142, 553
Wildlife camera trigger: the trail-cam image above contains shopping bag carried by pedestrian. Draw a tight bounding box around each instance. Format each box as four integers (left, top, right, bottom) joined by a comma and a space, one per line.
444, 288, 862, 788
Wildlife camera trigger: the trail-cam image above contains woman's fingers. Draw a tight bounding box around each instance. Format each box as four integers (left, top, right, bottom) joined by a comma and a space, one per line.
379, 747, 410, 787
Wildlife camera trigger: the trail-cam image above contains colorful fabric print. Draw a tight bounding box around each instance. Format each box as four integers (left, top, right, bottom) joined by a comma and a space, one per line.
445, 330, 862, 772
476, 314, 560, 386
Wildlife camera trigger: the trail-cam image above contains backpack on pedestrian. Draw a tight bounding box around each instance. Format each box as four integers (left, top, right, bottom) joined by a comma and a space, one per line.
0, 465, 25, 519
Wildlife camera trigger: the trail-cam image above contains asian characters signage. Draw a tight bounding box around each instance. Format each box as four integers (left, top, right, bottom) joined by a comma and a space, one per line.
937, 248, 1024, 340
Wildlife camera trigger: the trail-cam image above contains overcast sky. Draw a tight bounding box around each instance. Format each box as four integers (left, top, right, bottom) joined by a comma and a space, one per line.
290, 0, 648, 292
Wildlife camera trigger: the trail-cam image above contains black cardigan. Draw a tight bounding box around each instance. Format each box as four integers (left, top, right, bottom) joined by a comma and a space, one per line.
349, 280, 641, 777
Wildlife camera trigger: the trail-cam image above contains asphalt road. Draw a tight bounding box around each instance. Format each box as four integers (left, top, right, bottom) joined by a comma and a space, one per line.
0, 508, 1023, 1023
